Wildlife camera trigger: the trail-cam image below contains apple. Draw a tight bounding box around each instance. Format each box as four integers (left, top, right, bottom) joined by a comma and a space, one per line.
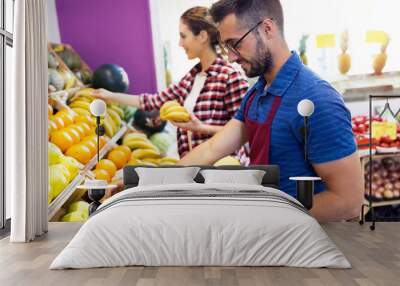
353, 115, 367, 125
372, 116, 383, 122
380, 135, 393, 144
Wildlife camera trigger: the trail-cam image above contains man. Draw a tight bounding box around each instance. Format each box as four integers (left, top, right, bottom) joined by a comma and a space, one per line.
177, 0, 364, 222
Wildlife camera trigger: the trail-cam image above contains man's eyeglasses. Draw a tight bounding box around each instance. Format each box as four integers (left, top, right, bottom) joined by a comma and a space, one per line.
224, 19, 271, 56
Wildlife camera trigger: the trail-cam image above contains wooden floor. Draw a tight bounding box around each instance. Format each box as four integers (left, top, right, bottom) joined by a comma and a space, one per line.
0, 222, 399, 286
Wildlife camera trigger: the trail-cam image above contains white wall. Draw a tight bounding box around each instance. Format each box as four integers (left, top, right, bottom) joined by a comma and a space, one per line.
151, 0, 215, 83
152, 0, 400, 83
47, 0, 61, 43
283, 0, 400, 82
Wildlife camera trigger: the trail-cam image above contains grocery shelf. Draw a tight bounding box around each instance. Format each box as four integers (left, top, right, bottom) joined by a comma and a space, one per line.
360, 152, 400, 160
331, 71, 400, 95
83, 122, 128, 171
48, 43, 84, 89
48, 173, 85, 220
48, 124, 128, 221
364, 198, 400, 208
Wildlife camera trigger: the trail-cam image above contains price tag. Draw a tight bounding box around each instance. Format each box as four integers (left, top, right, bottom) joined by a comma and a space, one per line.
366, 30, 388, 44
371, 121, 397, 140
316, 34, 336, 48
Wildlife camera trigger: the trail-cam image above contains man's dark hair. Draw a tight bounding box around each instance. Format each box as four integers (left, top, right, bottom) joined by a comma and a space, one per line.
210, 0, 284, 35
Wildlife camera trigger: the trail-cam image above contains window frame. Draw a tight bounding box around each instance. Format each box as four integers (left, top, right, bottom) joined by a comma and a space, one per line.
1, 0, 14, 232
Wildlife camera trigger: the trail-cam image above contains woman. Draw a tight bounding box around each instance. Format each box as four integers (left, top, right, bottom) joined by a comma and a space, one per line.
95, 6, 248, 161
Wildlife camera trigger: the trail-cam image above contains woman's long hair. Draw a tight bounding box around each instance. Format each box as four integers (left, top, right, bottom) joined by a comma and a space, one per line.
180, 6, 226, 54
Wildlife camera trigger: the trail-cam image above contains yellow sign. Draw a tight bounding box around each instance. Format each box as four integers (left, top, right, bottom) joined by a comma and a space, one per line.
366, 30, 388, 44
371, 121, 397, 140
316, 34, 336, 48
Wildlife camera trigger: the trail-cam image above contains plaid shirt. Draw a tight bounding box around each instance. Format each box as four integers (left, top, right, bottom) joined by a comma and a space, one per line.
140, 57, 249, 162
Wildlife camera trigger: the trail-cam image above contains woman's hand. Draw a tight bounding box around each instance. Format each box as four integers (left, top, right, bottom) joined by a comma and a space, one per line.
92, 88, 116, 103
171, 113, 207, 134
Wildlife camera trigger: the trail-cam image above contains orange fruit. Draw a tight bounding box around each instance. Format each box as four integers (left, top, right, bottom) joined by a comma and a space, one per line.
96, 159, 117, 178
107, 150, 127, 169
48, 120, 58, 136
80, 140, 97, 156
62, 127, 81, 144
69, 124, 86, 138
55, 111, 74, 126
51, 116, 65, 130
77, 122, 91, 136
113, 145, 131, 161
74, 115, 96, 126
48, 105, 53, 117
50, 130, 74, 152
92, 169, 111, 182
99, 137, 108, 148
83, 135, 107, 149
65, 144, 92, 164
82, 135, 96, 144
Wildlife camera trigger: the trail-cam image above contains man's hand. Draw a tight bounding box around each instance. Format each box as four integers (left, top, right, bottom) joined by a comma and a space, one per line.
311, 152, 364, 222
178, 119, 247, 165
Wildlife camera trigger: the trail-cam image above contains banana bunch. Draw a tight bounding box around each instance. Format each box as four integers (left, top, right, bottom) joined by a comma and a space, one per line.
104, 107, 123, 137
68, 99, 96, 126
159, 157, 179, 165
68, 91, 123, 137
127, 149, 161, 166
69, 100, 91, 110
127, 156, 178, 167
123, 132, 165, 166
68, 88, 96, 104
160, 101, 190, 122
122, 132, 159, 152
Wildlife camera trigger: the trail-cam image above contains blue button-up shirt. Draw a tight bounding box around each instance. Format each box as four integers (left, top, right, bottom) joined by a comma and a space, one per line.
235, 52, 356, 197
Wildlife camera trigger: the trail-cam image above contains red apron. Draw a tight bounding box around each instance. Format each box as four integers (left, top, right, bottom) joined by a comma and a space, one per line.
244, 90, 282, 165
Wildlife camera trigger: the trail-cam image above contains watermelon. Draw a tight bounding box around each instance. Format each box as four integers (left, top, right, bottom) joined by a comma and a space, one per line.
92, 64, 129, 93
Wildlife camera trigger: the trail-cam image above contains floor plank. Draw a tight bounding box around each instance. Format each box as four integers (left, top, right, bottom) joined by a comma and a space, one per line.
0, 222, 399, 286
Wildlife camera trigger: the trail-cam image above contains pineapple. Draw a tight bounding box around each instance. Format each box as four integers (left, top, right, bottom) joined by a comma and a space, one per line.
373, 35, 390, 75
299, 35, 309, 65
338, 30, 351, 75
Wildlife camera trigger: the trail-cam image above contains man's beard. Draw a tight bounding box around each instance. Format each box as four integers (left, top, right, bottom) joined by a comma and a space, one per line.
242, 40, 273, 78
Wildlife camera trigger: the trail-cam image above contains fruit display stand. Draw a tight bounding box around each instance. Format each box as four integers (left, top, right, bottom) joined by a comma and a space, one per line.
48, 93, 129, 221
48, 124, 127, 221
48, 172, 86, 220
331, 71, 400, 95
48, 43, 84, 93
83, 122, 128, 172
358, 95, 400, 230
50, 43, 93, 86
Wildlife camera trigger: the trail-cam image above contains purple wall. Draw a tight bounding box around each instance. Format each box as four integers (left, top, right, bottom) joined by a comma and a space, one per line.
56, 0, 157, 94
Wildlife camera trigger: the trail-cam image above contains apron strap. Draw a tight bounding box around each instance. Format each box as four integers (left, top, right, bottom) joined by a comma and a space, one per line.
244, 89, 258, 118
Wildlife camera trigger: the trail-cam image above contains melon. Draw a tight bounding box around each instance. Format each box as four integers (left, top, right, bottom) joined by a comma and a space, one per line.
48, 52, 59, 69
48, 69, 65, 91
150, 132, 174, 155
58, 49, 82, 70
